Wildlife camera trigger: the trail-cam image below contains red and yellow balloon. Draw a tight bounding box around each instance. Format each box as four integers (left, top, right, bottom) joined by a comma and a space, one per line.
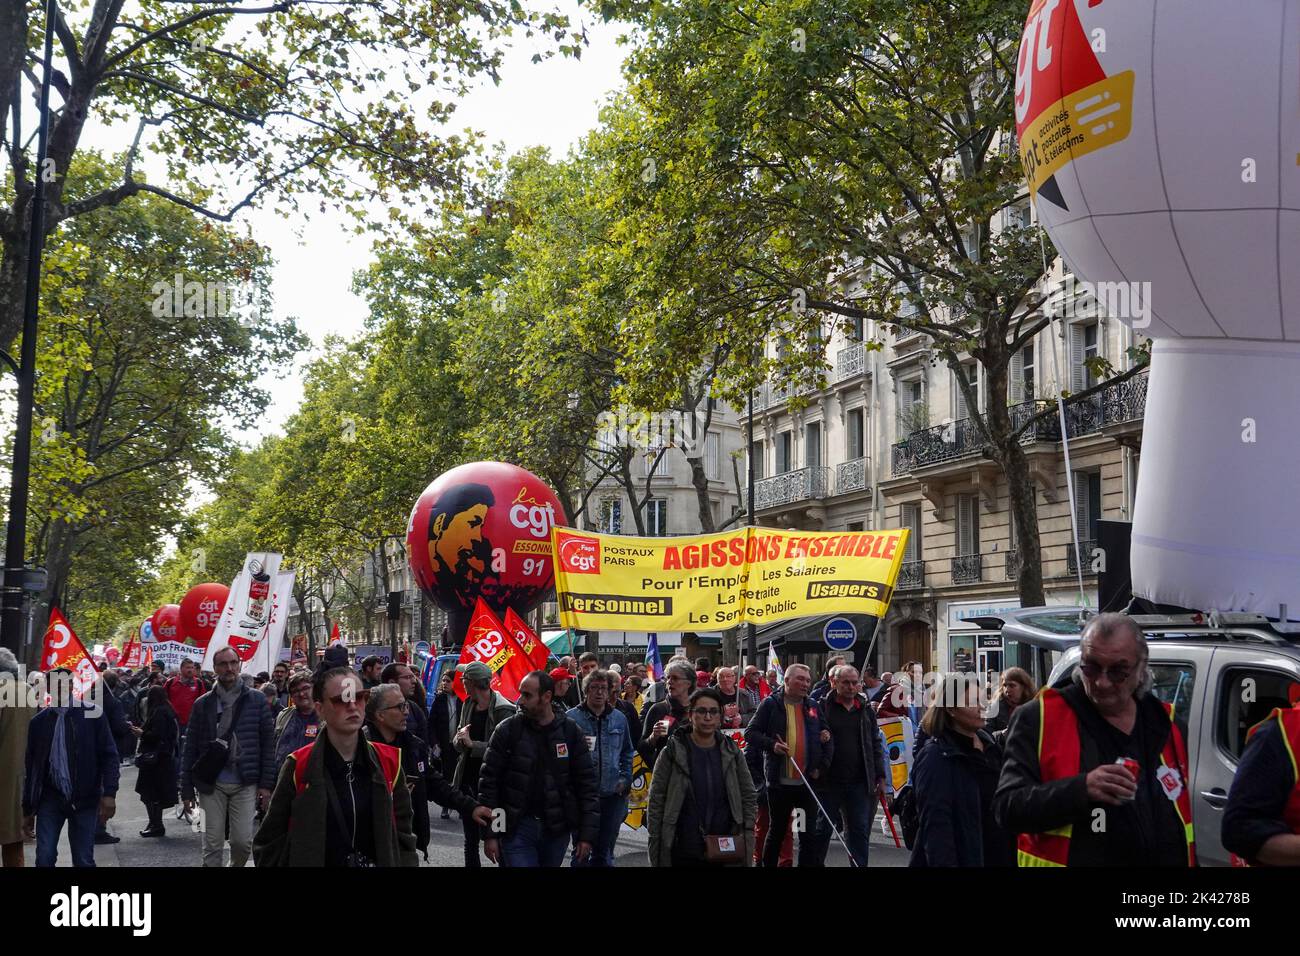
407, 461, 567, 618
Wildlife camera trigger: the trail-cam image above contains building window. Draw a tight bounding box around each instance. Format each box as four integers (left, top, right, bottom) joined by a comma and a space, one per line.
902, 502, 923, 562
776, 431, 793, 474
704, 432, 721, 481
598, 498, 622, 534
805, 421, 822, 469
1009, 342, 1035, 403
847, 407, 865, 460
1073, 470, 1102, 542
646, 499, 668, 536
953, 363, 979, 420
644, 447, 670, 477
898, 378, 925, 434
1070, 321, 1100, 393
956, 494, 980, 556
847, 520, 864, 533
750, 440, 765, 481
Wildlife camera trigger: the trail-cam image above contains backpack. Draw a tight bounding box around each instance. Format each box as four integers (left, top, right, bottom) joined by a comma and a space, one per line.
892, 784, 919, 850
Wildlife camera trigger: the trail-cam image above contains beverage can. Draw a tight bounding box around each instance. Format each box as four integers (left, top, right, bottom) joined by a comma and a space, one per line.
1115, 757, 1140, 780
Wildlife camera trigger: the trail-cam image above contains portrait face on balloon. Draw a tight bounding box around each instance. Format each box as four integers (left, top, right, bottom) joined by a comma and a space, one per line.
408, 462, 567, 620
427, 482, 496, 609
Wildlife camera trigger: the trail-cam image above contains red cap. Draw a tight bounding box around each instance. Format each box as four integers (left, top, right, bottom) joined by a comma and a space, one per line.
550, 667, 576, 681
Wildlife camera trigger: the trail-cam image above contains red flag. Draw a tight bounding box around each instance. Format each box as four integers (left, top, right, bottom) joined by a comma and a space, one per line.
329, 620, 342, 644
504, 607, 550, 670
452, 599, 532, 702
122, 633, 143, 669
41, 608, 99, 699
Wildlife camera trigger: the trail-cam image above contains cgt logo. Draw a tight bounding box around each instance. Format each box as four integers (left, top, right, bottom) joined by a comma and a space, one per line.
559, 536, 601, 574
509, 487, 559, 539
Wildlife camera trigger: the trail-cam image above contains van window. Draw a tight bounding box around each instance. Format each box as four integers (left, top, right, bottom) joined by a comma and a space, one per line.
1148, 663, 1196, 743
1217, 668, 1298, 762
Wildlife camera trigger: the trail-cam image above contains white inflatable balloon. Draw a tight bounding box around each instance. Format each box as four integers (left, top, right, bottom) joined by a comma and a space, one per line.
1016, 0, 1300, 614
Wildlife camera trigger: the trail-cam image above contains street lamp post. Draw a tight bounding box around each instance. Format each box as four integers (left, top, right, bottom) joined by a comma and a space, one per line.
2, 0, 58, 657
745, 383, 757, 667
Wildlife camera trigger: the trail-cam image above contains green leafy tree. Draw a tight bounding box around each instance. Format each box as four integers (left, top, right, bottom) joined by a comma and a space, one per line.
1, 0, 582, 350
598, 0, 1150, 604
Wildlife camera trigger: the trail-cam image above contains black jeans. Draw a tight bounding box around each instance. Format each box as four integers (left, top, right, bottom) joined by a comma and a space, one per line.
461, 785, 482, 867
763, 784, 820, 867
144, 801, 164, 829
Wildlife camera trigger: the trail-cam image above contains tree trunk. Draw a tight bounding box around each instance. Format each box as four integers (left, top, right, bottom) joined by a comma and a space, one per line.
974, 347, 1047, 607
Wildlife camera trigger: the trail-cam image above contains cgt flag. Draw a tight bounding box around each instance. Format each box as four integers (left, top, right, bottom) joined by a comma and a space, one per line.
451, 599, 532, 702
503, 607, 550, 671
41, 608, 99, 699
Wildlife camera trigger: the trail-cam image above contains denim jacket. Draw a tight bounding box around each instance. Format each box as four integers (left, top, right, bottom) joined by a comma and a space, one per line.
567, 703, 634, 797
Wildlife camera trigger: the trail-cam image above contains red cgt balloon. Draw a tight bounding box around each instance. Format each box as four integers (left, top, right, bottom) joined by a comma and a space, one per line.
151, 603, 182, 643
179, 582, 231, 651
407, 461, 567, 618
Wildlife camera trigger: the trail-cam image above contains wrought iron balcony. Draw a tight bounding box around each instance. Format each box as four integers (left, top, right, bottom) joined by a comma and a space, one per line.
754, 466, 830, 510
1066, 538, 1099, 575
835, 456, 870, 496
836, 342, 866, 382
1004, 548, 1021, 581
952, 553, 983, 585
890, 370, 1149, 476
896, 560, 925, 590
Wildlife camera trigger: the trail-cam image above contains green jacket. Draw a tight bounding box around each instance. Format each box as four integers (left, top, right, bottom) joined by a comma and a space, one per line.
252, 729, 419, 868
646, 730, 757, 867
452, 690, 516, 790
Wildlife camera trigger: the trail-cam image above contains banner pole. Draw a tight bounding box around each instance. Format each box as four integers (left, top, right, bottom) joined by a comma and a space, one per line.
790, 757, 858, 867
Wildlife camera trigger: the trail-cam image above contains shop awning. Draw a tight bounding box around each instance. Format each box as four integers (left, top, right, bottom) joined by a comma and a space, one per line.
754, 613, 880, 655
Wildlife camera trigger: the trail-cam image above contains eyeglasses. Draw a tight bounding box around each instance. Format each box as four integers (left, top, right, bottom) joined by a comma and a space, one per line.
692, 708, 721, 717
381, 701, 408, 713
1079, 660, 1134, 684
327, 689, 370, 708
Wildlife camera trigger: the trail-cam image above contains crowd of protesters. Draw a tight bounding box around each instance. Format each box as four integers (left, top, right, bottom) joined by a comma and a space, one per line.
4, 611, 1300, 868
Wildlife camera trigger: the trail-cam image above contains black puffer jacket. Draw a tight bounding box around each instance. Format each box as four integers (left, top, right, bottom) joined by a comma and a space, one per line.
477, 712, 599, 844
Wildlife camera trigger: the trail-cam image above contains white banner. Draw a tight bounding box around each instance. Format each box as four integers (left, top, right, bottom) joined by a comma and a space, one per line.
243, 570, 296, 677
150, 641, 206, 670
203, 552, 282, 669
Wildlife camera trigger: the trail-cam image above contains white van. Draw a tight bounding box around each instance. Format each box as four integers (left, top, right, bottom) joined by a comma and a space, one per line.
990, 607, 1300, 867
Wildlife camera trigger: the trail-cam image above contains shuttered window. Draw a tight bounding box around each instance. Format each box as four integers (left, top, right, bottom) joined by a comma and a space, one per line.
1009, 343, 1035, 403
1073, 471, 1102, 541
805, 421, 822, 469
847, 408, 865, 460
953, 364, 978, 419
957, 494, 980, 556
902, 503, 922, 561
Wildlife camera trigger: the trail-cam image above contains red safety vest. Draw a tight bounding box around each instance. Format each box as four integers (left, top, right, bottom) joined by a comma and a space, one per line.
291, 739, 402, 796
1017, 688, 1196, 867
1245, 705, 1300, 835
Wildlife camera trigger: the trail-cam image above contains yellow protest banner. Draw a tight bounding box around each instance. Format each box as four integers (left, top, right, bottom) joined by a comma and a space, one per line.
551, 526, 909, 632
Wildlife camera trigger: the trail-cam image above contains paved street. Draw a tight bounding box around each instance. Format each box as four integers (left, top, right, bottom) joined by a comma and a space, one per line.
26, 763, 910, 868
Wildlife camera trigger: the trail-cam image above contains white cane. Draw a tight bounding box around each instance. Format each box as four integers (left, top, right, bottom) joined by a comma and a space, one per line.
789, 757, 860, 867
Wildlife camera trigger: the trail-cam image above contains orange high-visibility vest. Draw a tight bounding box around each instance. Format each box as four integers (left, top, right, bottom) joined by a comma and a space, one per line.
1017, 688, 1196, 867
1245, 705, 1300, 834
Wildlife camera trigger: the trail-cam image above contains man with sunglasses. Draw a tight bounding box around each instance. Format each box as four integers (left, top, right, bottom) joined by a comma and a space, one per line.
994, 613, 1195, 868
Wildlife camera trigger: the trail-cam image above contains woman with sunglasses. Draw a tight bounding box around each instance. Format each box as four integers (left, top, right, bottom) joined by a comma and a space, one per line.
253, 667, 418, 867
646, 687, 757, 867
363, 682, 492, 862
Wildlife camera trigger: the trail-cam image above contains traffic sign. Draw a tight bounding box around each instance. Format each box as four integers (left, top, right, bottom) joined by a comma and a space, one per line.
823, 617, 857, 652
